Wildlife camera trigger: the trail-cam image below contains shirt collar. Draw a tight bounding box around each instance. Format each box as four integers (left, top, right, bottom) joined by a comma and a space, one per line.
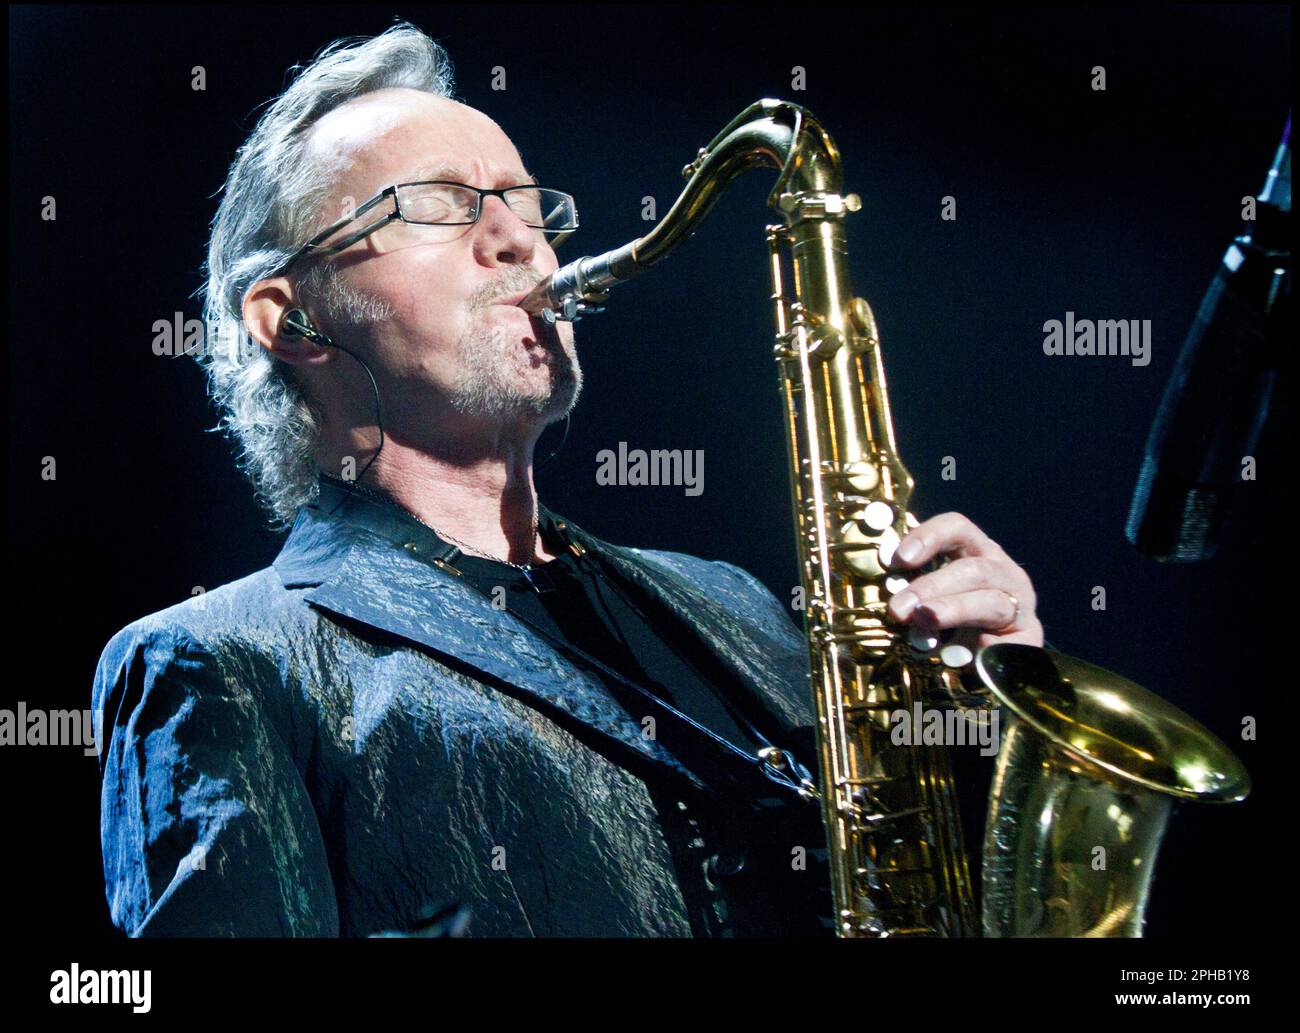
275, 472, 586, 589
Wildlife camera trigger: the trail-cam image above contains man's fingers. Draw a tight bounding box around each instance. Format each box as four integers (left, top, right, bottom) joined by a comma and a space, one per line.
976, 625, 1044, 649
890, 511, 997, 569
887, 556, 1035, 623
912, 588, 1023, 632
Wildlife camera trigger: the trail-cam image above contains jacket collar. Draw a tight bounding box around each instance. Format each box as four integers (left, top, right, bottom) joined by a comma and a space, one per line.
272, 475, 810, 790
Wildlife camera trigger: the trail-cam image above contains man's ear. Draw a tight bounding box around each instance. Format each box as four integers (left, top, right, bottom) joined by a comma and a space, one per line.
243, 277, 334, 366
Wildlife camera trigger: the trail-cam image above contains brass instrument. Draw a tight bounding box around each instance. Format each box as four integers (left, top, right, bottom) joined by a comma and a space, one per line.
521, 99, 1250, 937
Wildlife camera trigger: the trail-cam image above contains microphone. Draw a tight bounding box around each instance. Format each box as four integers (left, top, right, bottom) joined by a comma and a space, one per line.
1126, 115, 1290, 562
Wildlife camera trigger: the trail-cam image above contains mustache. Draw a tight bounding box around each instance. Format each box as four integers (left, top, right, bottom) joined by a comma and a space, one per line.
473, 273, 546, 310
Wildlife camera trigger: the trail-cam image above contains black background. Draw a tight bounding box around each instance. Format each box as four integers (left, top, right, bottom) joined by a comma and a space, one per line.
5, 1, 1289, 956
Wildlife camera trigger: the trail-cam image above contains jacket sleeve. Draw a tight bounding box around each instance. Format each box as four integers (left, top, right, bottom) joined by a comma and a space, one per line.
709, 559, 817, 733
711, 560, 803, 636
92, 620, 339, 937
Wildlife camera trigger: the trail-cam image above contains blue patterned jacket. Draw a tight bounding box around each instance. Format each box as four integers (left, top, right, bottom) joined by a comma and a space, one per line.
92, 476, 829, 937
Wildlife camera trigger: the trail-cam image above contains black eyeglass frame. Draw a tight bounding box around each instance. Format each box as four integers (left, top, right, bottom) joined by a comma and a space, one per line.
274, 180, 579, 275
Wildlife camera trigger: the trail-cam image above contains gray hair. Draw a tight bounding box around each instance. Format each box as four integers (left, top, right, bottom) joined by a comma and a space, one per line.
197, 22, 456, 530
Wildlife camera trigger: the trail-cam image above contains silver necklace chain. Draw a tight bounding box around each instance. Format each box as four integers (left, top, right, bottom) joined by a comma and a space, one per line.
340, 477, 540, 570
427, 517, 540, 571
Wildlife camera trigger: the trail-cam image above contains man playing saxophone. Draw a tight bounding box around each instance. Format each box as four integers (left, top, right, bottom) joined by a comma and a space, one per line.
91, 23, 1042, 937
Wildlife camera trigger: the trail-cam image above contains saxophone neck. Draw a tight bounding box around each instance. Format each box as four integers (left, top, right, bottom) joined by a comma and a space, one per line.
519, 99, 847, 324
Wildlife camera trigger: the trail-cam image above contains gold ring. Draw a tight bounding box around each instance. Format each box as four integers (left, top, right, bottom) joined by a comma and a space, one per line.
1001, 591, 1021, 630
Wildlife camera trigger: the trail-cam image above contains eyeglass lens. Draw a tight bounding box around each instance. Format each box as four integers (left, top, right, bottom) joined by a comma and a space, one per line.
398, 184, 575, 231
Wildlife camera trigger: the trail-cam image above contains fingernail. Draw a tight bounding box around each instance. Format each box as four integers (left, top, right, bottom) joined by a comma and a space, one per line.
890, 590, 919, 620
896, 537, 922, 564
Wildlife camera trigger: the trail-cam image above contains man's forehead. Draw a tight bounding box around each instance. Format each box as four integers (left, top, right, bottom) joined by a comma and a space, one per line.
307, 90, 533, 190
403, 159, 539, 186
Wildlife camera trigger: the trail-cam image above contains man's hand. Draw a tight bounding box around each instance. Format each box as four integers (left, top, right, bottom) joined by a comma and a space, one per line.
884, 512, 1044, 649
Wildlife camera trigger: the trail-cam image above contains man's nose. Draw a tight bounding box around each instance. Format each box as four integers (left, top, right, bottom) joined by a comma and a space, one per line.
473, 194, 538, 265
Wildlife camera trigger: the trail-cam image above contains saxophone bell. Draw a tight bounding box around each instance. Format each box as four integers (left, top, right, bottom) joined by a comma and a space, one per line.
975, 643, 1249, 937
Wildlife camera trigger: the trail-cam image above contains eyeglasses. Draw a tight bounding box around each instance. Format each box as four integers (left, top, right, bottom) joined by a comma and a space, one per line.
275, 181, 579, 275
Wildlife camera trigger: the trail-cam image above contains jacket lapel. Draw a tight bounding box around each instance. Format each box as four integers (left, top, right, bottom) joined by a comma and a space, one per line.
272, 482, 811, 792
273, 497, 710, 788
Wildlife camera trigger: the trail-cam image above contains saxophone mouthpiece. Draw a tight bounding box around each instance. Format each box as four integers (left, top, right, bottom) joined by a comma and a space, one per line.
518, 277, 555, 316
519, 263, 610, 324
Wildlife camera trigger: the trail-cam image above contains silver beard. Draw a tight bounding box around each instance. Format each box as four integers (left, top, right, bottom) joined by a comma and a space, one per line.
446, 302, 582, 423
303, 263, 582, 423
301, 262, 396, 326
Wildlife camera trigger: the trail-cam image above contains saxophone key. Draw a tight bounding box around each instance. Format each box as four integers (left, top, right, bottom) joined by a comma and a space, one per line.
909, 628, 940, 652
862, 500, 894, 531
940, 643, 974, 668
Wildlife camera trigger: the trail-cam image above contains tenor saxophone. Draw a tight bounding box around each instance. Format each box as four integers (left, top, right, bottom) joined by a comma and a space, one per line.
521, 99, 1251, 937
